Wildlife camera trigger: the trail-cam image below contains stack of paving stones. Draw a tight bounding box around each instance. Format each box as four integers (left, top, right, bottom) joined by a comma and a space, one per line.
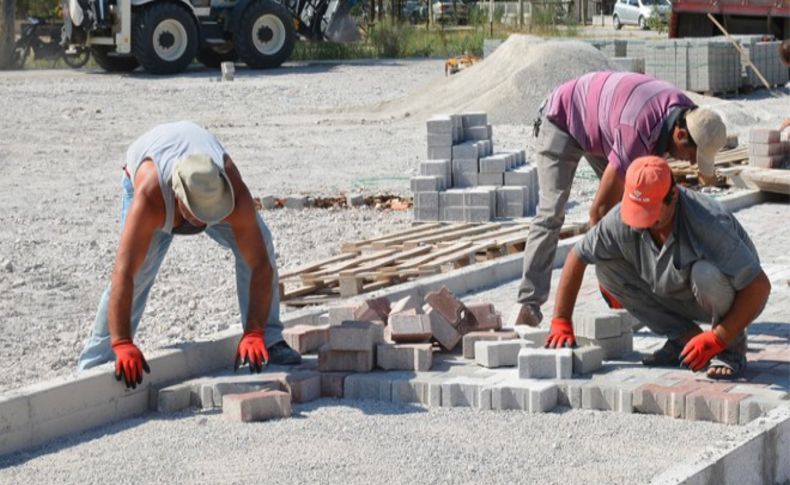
735, 36, 789, 88
411, 112, 537, 222
748, 128, 790, 169
154, 291, 788, 425
687, 40, 741, 93
645, 39, 692, 90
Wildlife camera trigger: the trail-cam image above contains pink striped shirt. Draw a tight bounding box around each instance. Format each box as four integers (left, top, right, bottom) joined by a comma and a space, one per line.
546, 71, 694, 175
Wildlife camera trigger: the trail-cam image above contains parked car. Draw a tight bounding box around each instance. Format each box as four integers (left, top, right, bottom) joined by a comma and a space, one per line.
402, 0, 428, 23
613, 0, 670, 30
432, 0, 469, 25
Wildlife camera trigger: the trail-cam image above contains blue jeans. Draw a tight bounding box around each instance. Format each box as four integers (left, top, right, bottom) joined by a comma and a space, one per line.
78, 175, 283, 371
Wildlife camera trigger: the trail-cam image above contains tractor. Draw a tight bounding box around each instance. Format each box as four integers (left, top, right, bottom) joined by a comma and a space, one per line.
61, 0, 359, 74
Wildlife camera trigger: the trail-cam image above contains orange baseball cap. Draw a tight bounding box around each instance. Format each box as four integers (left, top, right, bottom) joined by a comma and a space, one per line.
621, 156, 673, 229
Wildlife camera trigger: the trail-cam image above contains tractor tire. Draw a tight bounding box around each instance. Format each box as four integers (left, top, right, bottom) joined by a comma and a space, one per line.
90, 45, 140, 72
133, 2, 198, 75
197, 44, 239, 68
235, 0, 296, 69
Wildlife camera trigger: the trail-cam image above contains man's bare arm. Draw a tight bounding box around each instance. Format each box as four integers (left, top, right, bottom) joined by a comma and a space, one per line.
713, 270, 771, 345
552, 248, 588, 321
223, 157, 273, 334
108, 162, 164, 341
589, 164, 625, 226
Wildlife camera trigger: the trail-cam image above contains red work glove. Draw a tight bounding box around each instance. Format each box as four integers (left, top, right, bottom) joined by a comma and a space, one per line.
545, 317, 576, 349
234, 330, 269, 373
599, 284, 623, 309
680, 331, 727, 371
112, 339, 150, 389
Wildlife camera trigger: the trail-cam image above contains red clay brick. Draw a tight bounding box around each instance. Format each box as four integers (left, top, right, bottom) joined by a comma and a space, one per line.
320, 372, 352, 398
685, 388, 749, 424
282, 324, 329, 354
318, 345, 375, 372
463, 302, 503, 332
425, 286, 466, 328
353, 297, 391, 323
282, 371, 322, 403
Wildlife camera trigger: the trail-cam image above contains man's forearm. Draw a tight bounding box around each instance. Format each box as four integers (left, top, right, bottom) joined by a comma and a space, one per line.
108, 272, 135, 341
553, 249, 588, 320
713, 271, 771, 345
246, 263, 274, 333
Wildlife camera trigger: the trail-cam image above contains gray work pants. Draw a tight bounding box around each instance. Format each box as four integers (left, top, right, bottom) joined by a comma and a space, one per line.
596, 259, 747, 348
518, 118, 608, 308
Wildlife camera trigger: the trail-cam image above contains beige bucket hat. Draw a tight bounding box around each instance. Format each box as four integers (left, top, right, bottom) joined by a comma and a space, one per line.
171, 153, 234, 224
686, 108, 727, 178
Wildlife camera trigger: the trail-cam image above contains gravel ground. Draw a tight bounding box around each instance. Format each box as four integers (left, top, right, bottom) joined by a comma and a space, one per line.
1, 52, 788, 394
0, 399, 746, 485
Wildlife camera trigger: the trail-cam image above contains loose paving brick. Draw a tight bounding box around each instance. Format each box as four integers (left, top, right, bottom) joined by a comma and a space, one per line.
353, 297, 392, 323
464, 302, 503, 332
462, 330, 518, 359
441, 377, 493, 409
222, 390, 292, 422
576, 312, 624, 340
388, 313, 432, 343
320, 372, 352, 398
581, 383, 633, 413
518, 348, 573, 379
377, 343, 433, 371
475, 340, 529, 368
327, 305, 357, 326
328, 321, 381, 351
685, 388, 750, 425
282, 371, 322, 403
424, 286, 466, 327
344, 373, 394, 401
389, 294, 422, 315
426, 306, 462, 351
492, 379, 559, 412
571, 345, 604, 375
282, 324, 330, 354
156, 383, 193, 413
585, 331, 634, 359
318, 346, 375, 372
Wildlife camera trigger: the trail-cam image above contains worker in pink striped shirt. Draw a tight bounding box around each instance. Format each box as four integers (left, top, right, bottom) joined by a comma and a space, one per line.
515, 71, 727, 327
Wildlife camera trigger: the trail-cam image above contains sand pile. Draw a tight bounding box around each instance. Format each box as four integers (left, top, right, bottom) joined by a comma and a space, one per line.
378, 35, 614, 124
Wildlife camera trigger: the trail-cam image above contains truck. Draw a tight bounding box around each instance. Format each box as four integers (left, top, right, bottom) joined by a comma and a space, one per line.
61, 0, 359, 74
669, 0, 790, 40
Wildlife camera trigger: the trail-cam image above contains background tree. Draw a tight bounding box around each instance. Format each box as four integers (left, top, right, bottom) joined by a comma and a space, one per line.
0, 0, 13, 69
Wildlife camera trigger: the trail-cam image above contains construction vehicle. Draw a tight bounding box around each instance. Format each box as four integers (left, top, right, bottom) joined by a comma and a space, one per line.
60, 0, 360, 75
669, 0, 789, 39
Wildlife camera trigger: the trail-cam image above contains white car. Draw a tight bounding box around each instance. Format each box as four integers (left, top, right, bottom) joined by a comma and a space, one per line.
612, 0, 671, 30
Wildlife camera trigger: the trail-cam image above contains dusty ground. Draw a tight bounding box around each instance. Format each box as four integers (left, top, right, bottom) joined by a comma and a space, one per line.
0, 49, 787, 394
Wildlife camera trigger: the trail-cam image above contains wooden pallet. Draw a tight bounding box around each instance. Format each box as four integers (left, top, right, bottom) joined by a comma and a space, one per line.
669, 146, 750, 183
280, 221, 587, 307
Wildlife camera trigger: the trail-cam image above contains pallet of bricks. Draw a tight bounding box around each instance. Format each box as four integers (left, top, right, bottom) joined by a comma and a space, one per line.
748, 127, 790, 170
412, 111, 539, 222
733, 35, 789, 89
645, 38, 741, 94
279, 221, 585, 304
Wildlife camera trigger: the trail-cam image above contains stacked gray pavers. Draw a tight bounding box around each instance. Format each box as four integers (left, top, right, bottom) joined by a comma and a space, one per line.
687, 39, 741, 93
413, 112, 537, 222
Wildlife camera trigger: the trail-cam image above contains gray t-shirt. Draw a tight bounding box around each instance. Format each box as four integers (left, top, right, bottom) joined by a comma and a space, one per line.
575, 188, 761, 300
125, 121, 227, 234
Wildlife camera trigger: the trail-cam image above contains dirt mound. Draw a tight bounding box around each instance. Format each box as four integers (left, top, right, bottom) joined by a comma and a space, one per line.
378, 34, 614, 124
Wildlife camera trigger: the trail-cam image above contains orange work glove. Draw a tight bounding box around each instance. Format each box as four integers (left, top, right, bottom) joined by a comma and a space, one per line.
234, 330, 269, 373
680, 331, 727, 371
545, 317, 576, 349
599, 284, 623, 309
112, 339, 150, 389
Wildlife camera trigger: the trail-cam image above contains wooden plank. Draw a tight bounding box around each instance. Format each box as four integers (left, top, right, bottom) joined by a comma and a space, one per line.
300, 249, 399, 281
419, 242, 495, 270
339, 245, 433, 277
282, 284, 326, 301
403, 223, 502, 248
279, 251, 360, 280
370, 223, 471, 249
381, 242, 474, 272
465, 224, 530, 243
340, 223, 443, 252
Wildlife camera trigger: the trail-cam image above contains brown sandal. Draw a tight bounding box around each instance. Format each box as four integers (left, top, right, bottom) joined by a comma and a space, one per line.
642, 339, 684, 367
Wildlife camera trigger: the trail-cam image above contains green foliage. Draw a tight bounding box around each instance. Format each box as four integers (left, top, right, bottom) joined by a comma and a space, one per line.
17, 0, 59, 19
290, 41, 376, 61
368, 18, 413, 57
528, 1, 579, 36
645, 5, 666, 34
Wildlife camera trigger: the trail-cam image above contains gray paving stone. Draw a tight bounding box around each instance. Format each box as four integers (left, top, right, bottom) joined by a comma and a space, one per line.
157, 383, 193, 413
377, 343, 433, 371
388, 313, 432, 343
518, 347, 573, 379
572, 345, 604, 375
475, 340, 529, 368
426, 307, 462, 351
581, 383, 634, 413
462, 330, 519, 359
576, 312, 624, 340
344, 373, 393, 401
328, 321, 380, 351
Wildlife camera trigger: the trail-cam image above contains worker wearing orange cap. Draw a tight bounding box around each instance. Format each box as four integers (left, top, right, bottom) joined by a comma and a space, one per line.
544, 156, 770, 379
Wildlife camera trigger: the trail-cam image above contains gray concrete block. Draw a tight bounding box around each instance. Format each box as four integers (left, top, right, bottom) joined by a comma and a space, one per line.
426, 307, 462, 351
411, 176, 443, 192
318, 347, 375, 372
428, 146, 452, 160
419, 159, 451, 188
346, 193, 365, 207
328, 321, 380, 351
464, 126, 490, 141
441, 377, 491, 409
452, 158, 478, 174
592, 332, 634, 360
517, 327, 548, 346
461, 112, 488, 127
282, 324, 329, 354
283, 371, 322, 403
377, 343, 433, 371
571, 345, 604, 375
157, 383, 193, 413
475, 340, 526, 368
739, 396, 783, 425
452, 142, 480, 160
427, 132, 453, 147
496, 186, 527, 218
480, 155, 508, 173
389, 313, 432, 343
441, 206, 465, 222
414, 191, 439, 210
750, 154, 785, 169
427, 116, 453, 134
576, 312, 624, 340
327, 305, 356, 326
556, 379, 585, 408
581, 383, 633, 413
492, 380, 558, 412
392, 376, 443, 406
748, 142, 784, 157
260, 195, 276, 210
344, 373, 392, 401
285, 195, 308, 209
464, 207, 493, 223
463, 187, 496, 209
439, 189, 464, 208
478, 173, 503, 186
462, 330, 519, 359
453, 172, 478, 188
518, 347, 572, 379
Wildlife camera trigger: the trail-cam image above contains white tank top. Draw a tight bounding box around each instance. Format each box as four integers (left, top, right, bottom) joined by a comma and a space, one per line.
125, 121, 227, 234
